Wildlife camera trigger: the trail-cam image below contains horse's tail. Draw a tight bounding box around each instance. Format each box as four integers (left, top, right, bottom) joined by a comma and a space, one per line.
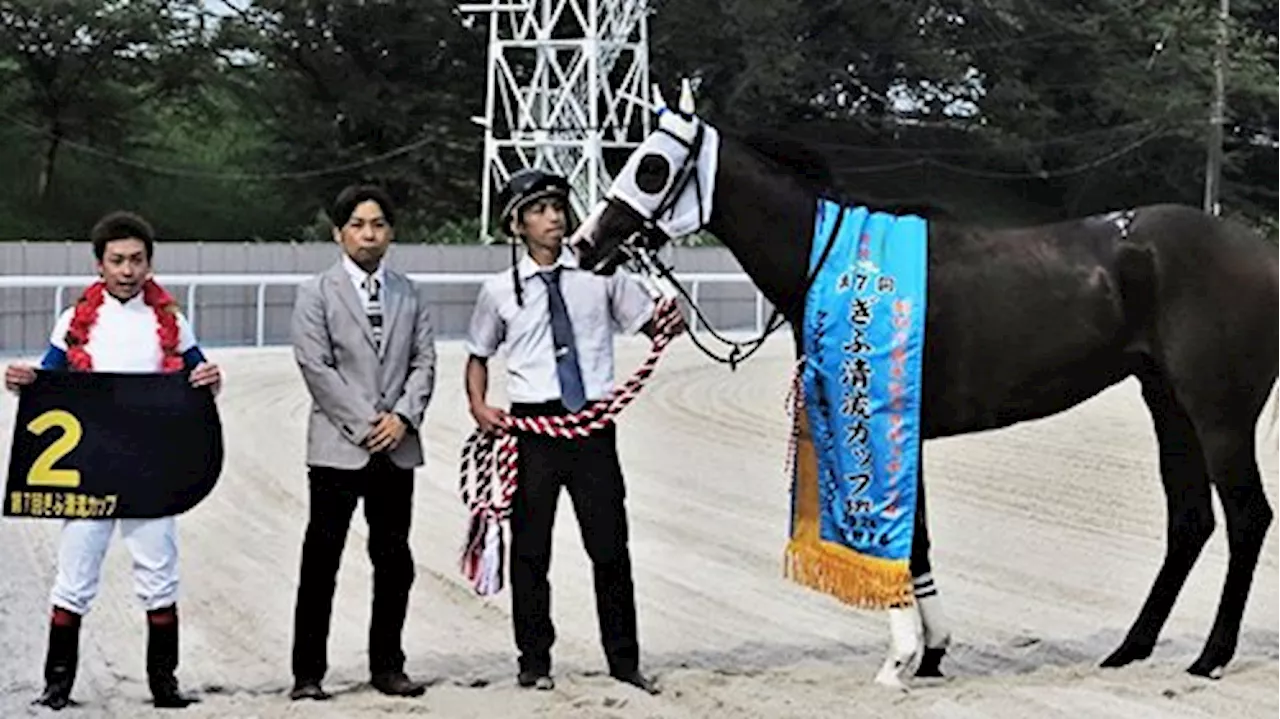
1244, 214, 1280, 445
1270, 245, 1279, 441
1269, 381, 1280, 442
1267, 234, 1279, 445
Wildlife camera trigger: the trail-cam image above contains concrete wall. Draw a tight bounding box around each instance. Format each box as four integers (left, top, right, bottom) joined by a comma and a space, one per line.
0, 242, 769, 354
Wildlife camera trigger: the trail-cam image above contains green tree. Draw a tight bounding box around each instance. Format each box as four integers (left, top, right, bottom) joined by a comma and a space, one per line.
0, 0, 203, 201
646, 0, 1276, 227
213, 0, 488, 232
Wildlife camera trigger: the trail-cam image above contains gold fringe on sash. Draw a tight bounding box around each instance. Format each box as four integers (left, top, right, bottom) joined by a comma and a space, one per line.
783, 536, 913, 609
785, 402, 914, 609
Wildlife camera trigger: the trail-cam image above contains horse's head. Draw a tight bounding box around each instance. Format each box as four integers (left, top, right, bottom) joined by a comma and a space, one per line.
571, 78, 720, 275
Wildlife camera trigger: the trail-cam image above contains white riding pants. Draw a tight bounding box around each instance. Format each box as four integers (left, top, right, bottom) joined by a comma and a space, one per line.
49, 517, 179, 615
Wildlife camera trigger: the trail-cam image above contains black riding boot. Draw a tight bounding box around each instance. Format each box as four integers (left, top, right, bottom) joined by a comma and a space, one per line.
146, 606, 198, 709
34, 607, 81, 711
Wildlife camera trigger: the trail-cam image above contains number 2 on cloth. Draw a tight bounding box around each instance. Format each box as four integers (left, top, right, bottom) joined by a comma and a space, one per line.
26, 410, 83, 488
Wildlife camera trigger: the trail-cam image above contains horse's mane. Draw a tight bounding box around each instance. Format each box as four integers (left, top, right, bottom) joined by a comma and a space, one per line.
736, 131, 837, 195
732, 129, 956, 222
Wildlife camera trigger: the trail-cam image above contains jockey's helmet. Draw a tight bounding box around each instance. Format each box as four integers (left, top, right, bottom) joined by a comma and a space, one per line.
497, 168, 571, 237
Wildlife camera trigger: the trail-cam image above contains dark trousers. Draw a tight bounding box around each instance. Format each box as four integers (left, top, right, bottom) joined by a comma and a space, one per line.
291, 454, 415, 682
509, 401, 639, 677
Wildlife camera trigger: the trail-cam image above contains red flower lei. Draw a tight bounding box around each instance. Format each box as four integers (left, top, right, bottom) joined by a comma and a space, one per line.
65, 278, 184, 373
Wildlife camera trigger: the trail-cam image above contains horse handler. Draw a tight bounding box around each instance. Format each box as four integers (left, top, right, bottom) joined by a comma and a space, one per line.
3, 211, 221, 710
464, 168, 684, 693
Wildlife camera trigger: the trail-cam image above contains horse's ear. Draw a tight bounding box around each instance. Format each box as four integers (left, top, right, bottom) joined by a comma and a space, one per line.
652, 79, 699, 141
678, 77, 695, 116
652, 83, 668, 115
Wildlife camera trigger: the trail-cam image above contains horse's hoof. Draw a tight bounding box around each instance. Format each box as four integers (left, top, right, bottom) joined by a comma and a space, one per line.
1187, 658, 1225, 680
874, 658, 914, 691
1100, 642, 1152, 668
915, 646, 946, 678
873, 670, 910, 691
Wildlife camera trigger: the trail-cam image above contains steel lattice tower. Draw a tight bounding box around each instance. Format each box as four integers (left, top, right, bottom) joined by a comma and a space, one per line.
459, 0, 652, 241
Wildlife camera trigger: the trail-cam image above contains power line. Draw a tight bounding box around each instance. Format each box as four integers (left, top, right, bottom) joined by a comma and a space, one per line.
801, 119, 1168, 157
830, 127, 1176, 180
0, 110, 467, 182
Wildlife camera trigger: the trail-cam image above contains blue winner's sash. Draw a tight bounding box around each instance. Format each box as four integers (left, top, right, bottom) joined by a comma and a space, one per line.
785, 199, 928, 608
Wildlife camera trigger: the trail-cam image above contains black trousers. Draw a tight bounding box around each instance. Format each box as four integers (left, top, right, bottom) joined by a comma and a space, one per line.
291, 454, 415, 682
509, 401, 639, 676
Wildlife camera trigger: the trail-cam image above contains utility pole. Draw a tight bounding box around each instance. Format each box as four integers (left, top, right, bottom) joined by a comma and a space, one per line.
1202, 0, 1229, 216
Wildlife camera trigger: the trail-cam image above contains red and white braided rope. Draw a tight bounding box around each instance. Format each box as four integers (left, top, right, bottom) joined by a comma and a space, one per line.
458, 300, 684, 596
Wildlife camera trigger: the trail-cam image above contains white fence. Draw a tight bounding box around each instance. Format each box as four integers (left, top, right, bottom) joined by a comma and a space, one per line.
0, 272, 768, 350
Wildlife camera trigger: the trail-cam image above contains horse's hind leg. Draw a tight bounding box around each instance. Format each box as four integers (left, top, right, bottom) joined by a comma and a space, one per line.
1152, 322, 1275, 677
1102, 368, 1215, 668
1186, 414, 1274, 677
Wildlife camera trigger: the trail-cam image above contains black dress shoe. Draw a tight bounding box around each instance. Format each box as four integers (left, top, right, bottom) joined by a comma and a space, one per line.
610, 670, 661, 695
152, 689, 200, 709
150, 676, 200, 709
371, 671, 426, 697
517, 670, 555, 690
33, 686, 74, 711
289, 681, 332, 701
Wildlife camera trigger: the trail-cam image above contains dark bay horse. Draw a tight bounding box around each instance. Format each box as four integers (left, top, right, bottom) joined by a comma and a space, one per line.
571, 80, 1279, 685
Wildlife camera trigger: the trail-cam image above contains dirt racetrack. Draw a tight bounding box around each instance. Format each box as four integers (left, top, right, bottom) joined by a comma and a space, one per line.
0, 336, 1276, 718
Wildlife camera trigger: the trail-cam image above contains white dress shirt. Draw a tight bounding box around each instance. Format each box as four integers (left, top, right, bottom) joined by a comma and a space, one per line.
48, 290, 199, 373
342, 252, 386, 308
466, 247, 655, 404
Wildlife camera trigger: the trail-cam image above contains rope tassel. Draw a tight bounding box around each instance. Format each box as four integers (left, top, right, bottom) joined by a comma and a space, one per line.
457, 299, 683, 596
459, 517, 504, 598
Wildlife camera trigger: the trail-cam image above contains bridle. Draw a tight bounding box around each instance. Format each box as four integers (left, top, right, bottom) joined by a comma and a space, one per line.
589, 114, 846, 370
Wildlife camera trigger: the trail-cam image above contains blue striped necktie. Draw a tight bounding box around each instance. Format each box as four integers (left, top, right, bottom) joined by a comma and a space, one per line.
538, 267, 586, 411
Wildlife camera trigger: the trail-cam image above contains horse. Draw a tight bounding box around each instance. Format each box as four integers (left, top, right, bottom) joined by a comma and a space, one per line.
570, 79, 1280, 687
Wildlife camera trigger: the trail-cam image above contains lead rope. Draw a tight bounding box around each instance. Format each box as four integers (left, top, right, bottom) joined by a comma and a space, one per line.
458, 299, 684, 596
784, 357, 807, 483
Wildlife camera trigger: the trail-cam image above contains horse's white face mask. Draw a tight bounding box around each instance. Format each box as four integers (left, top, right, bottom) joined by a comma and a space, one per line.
600, 79, 720, 242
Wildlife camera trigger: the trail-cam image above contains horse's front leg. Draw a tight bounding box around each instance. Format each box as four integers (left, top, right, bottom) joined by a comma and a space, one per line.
913, 575, 951, 676
912, 469, 951, 677
874, 468, 951, 689
874, 605, 922, 689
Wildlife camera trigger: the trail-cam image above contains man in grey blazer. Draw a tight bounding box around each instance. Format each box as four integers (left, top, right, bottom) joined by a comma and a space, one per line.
288, 184, 436, 701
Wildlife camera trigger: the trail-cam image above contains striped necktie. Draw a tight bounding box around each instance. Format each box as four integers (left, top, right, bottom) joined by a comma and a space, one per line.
363, 275, 383, 350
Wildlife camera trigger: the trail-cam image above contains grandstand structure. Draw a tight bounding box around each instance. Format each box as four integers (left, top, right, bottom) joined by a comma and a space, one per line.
458, 0, 653, 241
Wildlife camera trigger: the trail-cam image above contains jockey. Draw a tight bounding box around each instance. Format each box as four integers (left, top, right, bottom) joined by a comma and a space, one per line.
3, 211, 222, 710
464, 167, 681, 694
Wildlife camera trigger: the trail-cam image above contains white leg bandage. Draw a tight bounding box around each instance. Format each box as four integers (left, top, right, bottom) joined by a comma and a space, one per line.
874, 606, 922, 689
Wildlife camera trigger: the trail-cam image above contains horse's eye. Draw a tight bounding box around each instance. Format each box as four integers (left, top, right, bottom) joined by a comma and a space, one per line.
635, 153, 671, 195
